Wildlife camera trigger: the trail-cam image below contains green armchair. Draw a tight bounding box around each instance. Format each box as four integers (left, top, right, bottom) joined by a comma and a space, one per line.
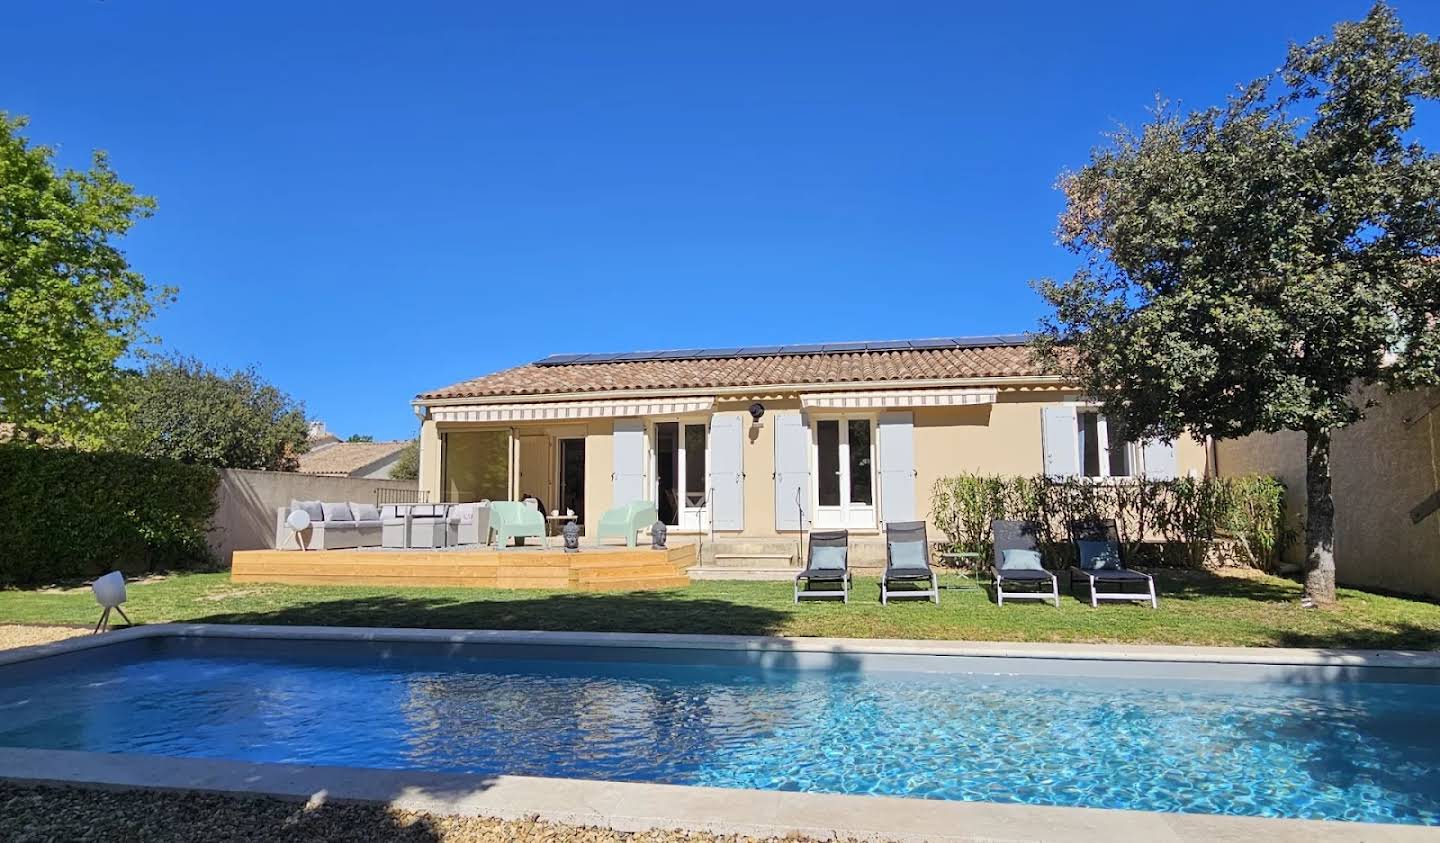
488, 501, 548, 549
596, 501, 660, 548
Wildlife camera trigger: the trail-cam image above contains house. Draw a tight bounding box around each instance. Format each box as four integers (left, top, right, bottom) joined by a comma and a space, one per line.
298, 422, 412, 479
411, 336, 1211, 557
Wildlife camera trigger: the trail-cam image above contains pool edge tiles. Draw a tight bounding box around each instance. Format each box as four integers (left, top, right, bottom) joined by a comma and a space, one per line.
0, 747, 1431, 843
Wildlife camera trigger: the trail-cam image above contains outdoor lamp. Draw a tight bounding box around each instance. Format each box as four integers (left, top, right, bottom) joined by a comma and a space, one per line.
286, 509, 312, 551
749, 402, 766, 429
91, 571, 132, 634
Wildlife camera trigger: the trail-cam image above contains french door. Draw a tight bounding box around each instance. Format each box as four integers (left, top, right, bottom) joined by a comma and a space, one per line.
654, 420, 708, 529
813, 417, 875, 529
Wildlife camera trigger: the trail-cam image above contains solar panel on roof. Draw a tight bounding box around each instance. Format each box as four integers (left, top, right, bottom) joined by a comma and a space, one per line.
863, 340, 910, 352
778, 343, 825, 354
907, 338, 956, 350
692, 347, 743, 359
821, 342, 869, 353
534, 354, 583, 366
648, 348, 700, 360
736, 346, 782, 356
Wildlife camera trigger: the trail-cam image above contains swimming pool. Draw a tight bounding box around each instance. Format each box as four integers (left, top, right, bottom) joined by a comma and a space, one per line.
1, 628, 1437, 826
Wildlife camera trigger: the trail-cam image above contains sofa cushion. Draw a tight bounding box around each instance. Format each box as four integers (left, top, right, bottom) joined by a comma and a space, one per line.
290, 500, 325, 522
351, 503, 381, 521
1000, 548, 1045, 571
321, 501, 354, 522
1078, 540, 1122, 571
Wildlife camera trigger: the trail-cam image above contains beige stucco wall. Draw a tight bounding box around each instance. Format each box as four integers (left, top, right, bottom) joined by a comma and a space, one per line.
210, 469, 417, 565
420, 391, 1215, 542
418, 418, 442, 499
1216, 385, 1440, 598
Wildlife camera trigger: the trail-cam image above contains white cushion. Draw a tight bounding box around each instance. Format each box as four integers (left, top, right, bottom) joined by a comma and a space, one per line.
290, 500, 324, 521
321, 501, 353, 522
351, 503, 381, 521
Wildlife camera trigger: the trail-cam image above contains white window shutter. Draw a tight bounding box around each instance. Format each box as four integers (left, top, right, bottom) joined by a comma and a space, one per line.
709, 415, 744, 531
773, 412, 811, 531
1042, 406, 1079, 478
1142, 439, 1178, 480
878, 411, 916, 524
612, 419, 647, 504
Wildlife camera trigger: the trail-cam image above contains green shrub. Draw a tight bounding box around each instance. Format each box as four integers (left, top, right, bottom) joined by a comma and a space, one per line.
0, 445, 219, 586
929, 473, 1288, 569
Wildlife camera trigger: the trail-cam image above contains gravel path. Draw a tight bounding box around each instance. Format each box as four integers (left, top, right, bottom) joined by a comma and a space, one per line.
0, 783, 861, 843
0, 625, 88, 651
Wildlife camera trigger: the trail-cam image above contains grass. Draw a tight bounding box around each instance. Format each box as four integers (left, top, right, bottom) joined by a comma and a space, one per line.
5, 567, 1440, 650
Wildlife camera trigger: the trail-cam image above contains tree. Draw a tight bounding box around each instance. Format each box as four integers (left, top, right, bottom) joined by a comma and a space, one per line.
345, 434, 375, 442
112, 356, 310, 470
1033, 3, 1440, 605
0, 113, 170, 444
389, 438, 420, 481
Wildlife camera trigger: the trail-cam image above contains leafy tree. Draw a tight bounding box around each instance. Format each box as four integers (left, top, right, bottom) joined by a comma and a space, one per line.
112, 356, 309, 470
346, 434, 375, 442
389, 438, 420, 481
0, 113, 170, 444
1034, 3, 1440, 605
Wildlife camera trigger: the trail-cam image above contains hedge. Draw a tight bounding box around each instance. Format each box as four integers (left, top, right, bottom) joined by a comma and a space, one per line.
929, 473, 1289, 570
0, 445, 219, 586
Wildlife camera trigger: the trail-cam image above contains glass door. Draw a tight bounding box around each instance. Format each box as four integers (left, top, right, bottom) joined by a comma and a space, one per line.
557, 438, 586, 525
814, 417, 875, 529
654, 421, 708, 529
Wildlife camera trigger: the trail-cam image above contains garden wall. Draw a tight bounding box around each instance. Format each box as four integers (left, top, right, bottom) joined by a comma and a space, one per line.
1216, 384, 1440, 599
209, 469, 418, 564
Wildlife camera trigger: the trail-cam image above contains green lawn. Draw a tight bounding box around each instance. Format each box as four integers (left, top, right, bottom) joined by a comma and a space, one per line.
3, 569, 1439, 649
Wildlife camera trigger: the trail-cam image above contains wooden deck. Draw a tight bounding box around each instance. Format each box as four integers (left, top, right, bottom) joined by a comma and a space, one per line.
231, 544, 696, 591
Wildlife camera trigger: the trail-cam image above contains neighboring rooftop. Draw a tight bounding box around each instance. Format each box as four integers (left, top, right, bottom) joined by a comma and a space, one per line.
297, 439, 411, 476
419, 335, 1044, 401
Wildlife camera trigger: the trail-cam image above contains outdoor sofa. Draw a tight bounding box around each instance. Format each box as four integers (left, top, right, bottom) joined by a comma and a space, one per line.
276, 500, 384, 550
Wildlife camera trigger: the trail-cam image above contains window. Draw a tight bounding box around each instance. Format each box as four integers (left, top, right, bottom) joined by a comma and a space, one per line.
847, 419, 873, 505
684, 423, 707, 508
1076, 410, 1137, 479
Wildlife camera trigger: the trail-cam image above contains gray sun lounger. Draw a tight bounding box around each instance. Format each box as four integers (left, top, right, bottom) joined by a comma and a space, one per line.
794, 529, 851, 603
1068, 519, 1158, 608
881, 521, 939, 605
991, 519, 1060, 607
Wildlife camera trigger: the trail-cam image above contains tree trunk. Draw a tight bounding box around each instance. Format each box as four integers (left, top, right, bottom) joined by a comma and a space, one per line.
1303, 427, 1337, 605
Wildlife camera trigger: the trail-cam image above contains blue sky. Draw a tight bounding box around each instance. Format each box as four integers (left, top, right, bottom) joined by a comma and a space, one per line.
6, 2, 1438, 440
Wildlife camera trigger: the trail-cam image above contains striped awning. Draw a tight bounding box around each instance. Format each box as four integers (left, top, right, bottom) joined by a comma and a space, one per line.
800, 387, 997, 410
432, 396, 716, 423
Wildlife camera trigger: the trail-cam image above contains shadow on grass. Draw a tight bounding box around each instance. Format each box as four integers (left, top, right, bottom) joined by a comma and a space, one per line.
194, 590, 792, 637
1147, 568, 1303, 603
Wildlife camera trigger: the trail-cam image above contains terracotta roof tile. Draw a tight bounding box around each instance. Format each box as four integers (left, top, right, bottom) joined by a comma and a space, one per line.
418, 340, 1046, 401
298, 440, 411, 475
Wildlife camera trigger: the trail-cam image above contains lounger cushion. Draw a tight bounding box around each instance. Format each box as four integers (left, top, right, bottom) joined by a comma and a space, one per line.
997, 568, 1054, 582
1000, 549, 1045, 571
1078, 540, 1122, 570
321, 501, 353, 522
889, 540, 927, 569
810, 545, 847, 571
351, 503, 381, 521
290, 500, 325, 522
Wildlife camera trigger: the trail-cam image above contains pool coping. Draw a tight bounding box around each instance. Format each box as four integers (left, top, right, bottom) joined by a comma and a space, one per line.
1, 624, 1438, 842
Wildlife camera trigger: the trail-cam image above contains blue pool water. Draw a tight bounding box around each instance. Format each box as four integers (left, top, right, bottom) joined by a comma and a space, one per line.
1, 640, 1438, 825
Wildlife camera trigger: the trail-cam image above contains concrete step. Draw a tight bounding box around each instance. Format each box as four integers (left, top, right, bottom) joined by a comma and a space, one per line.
687, 565, 802, 581
711, 552, 796, 568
